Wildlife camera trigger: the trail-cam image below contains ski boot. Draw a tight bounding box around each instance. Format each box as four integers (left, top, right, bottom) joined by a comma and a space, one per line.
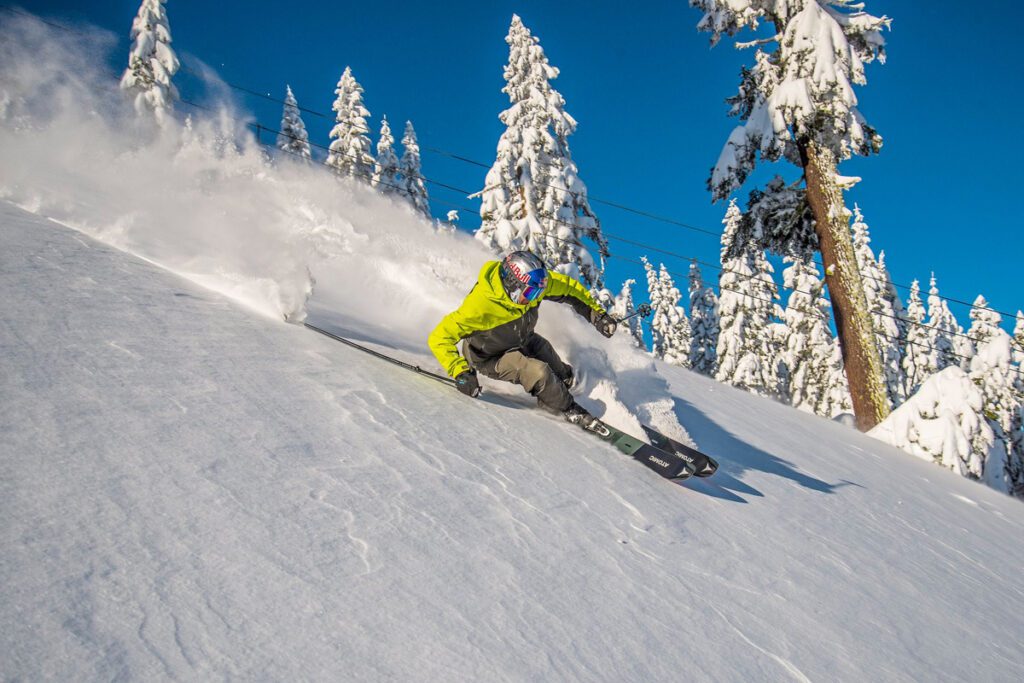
563, 400, 600, 430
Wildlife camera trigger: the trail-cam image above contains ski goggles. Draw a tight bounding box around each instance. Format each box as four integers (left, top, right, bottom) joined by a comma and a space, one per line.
511, 269, 549, 304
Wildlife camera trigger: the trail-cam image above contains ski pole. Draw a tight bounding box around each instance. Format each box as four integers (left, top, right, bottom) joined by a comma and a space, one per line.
616, 303, 652, 325
304, 322, 456, 388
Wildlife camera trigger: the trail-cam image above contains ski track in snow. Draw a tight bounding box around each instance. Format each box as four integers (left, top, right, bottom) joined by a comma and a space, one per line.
2, 203, 1024, 682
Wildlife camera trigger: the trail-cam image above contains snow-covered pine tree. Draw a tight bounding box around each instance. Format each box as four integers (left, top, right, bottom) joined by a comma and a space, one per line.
611, 278, 645, 347
1013, 311, 1024, 494
440, 210, 459, 234
952, 321, 976, 372
688, 260, 720, 375
644, 258, 665, 358
325, 67, 374, 182
779, 256, 836, 415
925, 275, 960, 374
769, 320, 792, 399
871, 367, 992, 482
372, 116, 400, 195
901, 279, 932, 396
398, 121, 430, 217
850, 205, 902, 408
877, 249, 908, 354
661, 264, 692, 367
966, 296, 1024, 495
592, 286, 616, 313
821, 337, 854, 418
1014, 311, 1024, 366
474, 15, 609, 289
967, 296, 1001, 350
119, 0, 179, 125
1008, 405, 1024, 498
691, 0, 892, 430
277, 85, 312, 162
715, 199, 782, 395
643, 259, 691, 366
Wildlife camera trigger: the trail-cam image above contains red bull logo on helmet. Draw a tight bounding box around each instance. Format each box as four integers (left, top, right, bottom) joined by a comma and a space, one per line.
505, 257, 531, 284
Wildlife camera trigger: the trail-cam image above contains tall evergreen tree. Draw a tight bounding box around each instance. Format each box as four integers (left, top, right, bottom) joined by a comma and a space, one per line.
474, 15, 608, 288
877, 249, 909, 357
822, 338, 854, 418
372, 116, 400, 195
277, 85, 312, 162
967, 296, 1002, 349
715, 199, 781, 395
688, 260, 720, 375
850, 205, 903, 408
611, 278, 645, 347
691, 0, 893, 430
1013, 311, 1024, 366
925, 275, 960, 374
398, 121, 430, 217
1014, 311, 1024, 496
779, 256, 836, 414
326, 67, 374, 182
119, 0, 179, 125
966, 296, 1024, 494
643, 259, 691, 366
902, 279, 931, 396
661, 264, 692, 367
952, 321, 976, 372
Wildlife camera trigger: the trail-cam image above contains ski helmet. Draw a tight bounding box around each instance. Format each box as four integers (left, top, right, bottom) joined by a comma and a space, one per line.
499, 251, 549, 305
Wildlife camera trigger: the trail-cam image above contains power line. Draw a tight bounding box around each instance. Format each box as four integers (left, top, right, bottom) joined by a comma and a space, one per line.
0, 4, 77, 32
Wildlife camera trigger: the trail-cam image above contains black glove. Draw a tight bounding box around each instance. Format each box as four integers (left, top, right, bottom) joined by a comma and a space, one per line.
592, 312, 617, 338
455, 370, 481, 397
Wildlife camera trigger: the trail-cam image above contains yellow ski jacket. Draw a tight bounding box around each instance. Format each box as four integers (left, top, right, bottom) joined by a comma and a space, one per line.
428, 261, 604, 378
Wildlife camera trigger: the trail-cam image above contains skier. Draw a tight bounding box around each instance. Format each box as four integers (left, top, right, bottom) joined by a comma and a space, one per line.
428, 251, 618, 426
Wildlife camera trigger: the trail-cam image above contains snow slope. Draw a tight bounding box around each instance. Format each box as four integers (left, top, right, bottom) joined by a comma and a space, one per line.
3, 203, 1024, 681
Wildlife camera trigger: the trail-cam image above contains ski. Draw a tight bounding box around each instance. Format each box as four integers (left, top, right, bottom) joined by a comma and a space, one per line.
578, 419, 692, 480
641, 425, 719, 478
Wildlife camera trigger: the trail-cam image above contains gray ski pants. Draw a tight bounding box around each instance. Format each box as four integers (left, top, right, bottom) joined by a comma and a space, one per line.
466, 333, 573, 412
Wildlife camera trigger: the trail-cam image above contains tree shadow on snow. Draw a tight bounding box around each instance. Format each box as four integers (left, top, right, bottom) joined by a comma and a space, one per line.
671, 395, 851, 503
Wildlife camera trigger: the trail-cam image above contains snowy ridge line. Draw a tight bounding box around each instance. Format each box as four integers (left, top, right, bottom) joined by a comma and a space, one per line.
177, 97, 1015, 360
2, 5, 1006, 319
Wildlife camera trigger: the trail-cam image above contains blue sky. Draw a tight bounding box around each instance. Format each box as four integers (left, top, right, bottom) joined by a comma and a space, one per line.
13, 0, 1024, 327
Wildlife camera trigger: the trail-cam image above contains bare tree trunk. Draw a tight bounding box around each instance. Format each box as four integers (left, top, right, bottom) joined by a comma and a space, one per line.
800, 140, 890, 431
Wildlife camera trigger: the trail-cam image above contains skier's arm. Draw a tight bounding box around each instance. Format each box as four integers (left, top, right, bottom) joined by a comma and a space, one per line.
543, 271, 605, 322
428, 305, 480, 378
